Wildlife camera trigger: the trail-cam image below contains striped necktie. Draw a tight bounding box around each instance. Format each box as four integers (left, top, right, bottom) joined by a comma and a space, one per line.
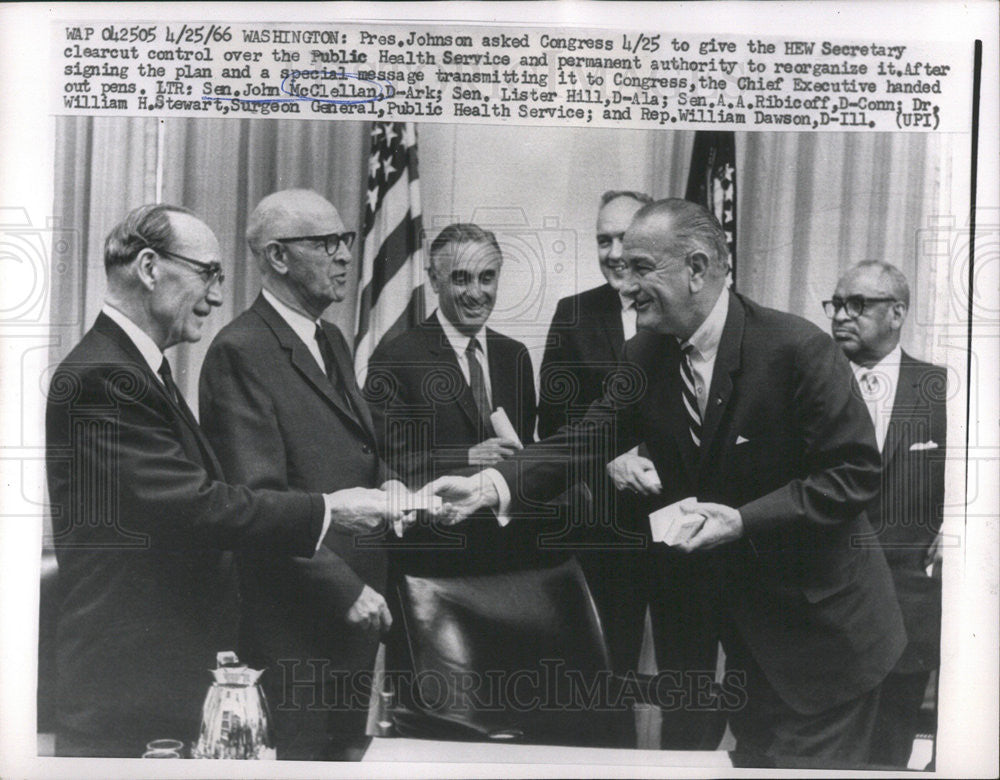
680, 344, 702, 450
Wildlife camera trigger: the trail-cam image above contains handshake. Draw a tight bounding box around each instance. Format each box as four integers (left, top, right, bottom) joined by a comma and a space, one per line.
323, 477, 498, 537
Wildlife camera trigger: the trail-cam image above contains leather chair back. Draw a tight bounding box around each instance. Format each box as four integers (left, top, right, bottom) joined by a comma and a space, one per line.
391, 557, 634, 747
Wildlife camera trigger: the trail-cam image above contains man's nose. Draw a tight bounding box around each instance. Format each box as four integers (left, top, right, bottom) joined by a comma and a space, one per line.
609, 237, 624, 261
620, 270, 639, 297
832, 303, 849, 323
334, 241, 352, 264
206, 281, 223, 306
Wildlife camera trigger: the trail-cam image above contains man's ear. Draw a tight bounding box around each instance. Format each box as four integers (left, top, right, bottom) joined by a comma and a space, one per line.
426, 265, 440, 293
890, 301, 908, 330
686, 250, 710, 292
135, 248, 158, 291
264, 242, 288, 275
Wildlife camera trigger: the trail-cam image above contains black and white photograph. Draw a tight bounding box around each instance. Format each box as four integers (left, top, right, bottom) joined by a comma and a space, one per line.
1, 3, 997, 778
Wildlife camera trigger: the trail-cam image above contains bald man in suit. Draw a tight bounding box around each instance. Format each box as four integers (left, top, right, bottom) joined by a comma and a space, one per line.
200, 190, 404, 759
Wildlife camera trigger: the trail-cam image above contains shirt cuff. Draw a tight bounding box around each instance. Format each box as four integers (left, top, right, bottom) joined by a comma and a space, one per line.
319, 493, 335, 551
483, 468, 512, 527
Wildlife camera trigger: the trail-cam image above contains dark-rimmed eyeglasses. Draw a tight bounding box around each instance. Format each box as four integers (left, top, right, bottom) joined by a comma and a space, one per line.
822, 296, 897, 319
276, 231, 356, 256
153, 247, 225, 286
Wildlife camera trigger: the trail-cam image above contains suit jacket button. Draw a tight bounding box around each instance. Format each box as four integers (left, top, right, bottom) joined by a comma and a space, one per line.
362, 444, 372, 454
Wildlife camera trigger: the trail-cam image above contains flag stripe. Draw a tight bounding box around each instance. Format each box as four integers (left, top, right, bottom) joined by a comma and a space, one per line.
358, 213, 421, 314
354, 122, 426, 382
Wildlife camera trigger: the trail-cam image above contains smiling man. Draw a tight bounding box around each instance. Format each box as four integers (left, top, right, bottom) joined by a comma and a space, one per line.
46, 203, 405, 757
199, 189, 401, 759
434, 199, 907, 766
364, 222, 552, 577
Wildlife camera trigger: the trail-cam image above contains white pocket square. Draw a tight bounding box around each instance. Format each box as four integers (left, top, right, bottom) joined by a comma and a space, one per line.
909, 440, 938, 451
736, 435, 750, 445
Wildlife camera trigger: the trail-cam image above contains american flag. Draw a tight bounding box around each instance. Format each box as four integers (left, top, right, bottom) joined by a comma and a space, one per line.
354, 122, 426, 385
685, 131, 737, 285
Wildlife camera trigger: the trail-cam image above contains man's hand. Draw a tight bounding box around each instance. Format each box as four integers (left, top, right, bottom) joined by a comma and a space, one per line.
468, 437, 521, 466
673, 499, 744, 552
607, 451, 662, 495
430, 474, 500, 525
345, 585, 392, 633
323, 487, 403, 534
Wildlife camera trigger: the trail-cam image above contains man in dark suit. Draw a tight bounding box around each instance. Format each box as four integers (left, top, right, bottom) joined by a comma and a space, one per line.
539, 191, 722, 749
827, 261, 947, 767
538, 190, 664, 674
435, 199, 907, 765
45, 204, 404, 757
199, 189, 399, 759
364, 223, 558, 577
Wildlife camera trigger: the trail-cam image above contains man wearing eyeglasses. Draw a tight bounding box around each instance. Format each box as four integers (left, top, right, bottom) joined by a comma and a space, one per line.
45, 203, 410, 757
826, 261, 947, 768
199, 189, 398, 759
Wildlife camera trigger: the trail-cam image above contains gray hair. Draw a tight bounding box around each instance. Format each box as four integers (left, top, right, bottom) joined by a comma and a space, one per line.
428, 223, 501, 272
633, 198, 730, 274
599, 190, 653, 208
104, 203, 194, 271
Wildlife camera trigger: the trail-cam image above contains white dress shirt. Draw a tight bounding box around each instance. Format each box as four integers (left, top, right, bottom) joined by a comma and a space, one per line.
850, 344, 901, 452
679, 289, 730, 417
434, 309, 493, 406
619, 293, 637, 342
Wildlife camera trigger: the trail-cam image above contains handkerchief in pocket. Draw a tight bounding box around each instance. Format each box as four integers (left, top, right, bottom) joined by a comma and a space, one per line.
736, 435, 750, 445
909, 440, 938, 451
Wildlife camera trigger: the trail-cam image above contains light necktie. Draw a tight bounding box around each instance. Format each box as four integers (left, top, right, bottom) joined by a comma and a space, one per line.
680, 344, 702, 450
465, 337, 495, 436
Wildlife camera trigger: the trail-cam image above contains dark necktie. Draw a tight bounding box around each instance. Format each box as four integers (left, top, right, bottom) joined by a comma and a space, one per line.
465, 337, 495, 436
159, 355, 203, 432
680, 344, 702, 450
314, 323, 355, 415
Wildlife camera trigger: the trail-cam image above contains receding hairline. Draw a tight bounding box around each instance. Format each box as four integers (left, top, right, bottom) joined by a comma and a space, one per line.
246, 189, 339, 252
841, 260, 910, 308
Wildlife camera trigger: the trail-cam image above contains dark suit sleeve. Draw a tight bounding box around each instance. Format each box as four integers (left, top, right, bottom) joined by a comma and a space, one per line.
56, 366, 325, 555
537, 298, 573, 439
739, 330, 882, 536
365, 346, 470, 486
495, 372, 643, 513
199, 340, 367, 616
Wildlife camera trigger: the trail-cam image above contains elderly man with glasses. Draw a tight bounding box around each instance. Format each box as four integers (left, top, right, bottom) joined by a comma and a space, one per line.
199, 189, 403, 760
826, 261, 947, 768
46, 203, 410, 757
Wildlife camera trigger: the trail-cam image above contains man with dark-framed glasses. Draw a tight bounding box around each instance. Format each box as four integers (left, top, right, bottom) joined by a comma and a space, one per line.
200, 189, 399, 759
45, 203, 408, 756
826, 261, 947, 768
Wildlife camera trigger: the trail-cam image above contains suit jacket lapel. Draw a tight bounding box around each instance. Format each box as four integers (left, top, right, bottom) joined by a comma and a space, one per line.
422, 317, 482, 431
486, 329, 513, 421
253, 295, 369, 438
698, 292, 744, 474
882, 351, 920, 466
94, 313, 224, 478
323, 320, 377, 440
